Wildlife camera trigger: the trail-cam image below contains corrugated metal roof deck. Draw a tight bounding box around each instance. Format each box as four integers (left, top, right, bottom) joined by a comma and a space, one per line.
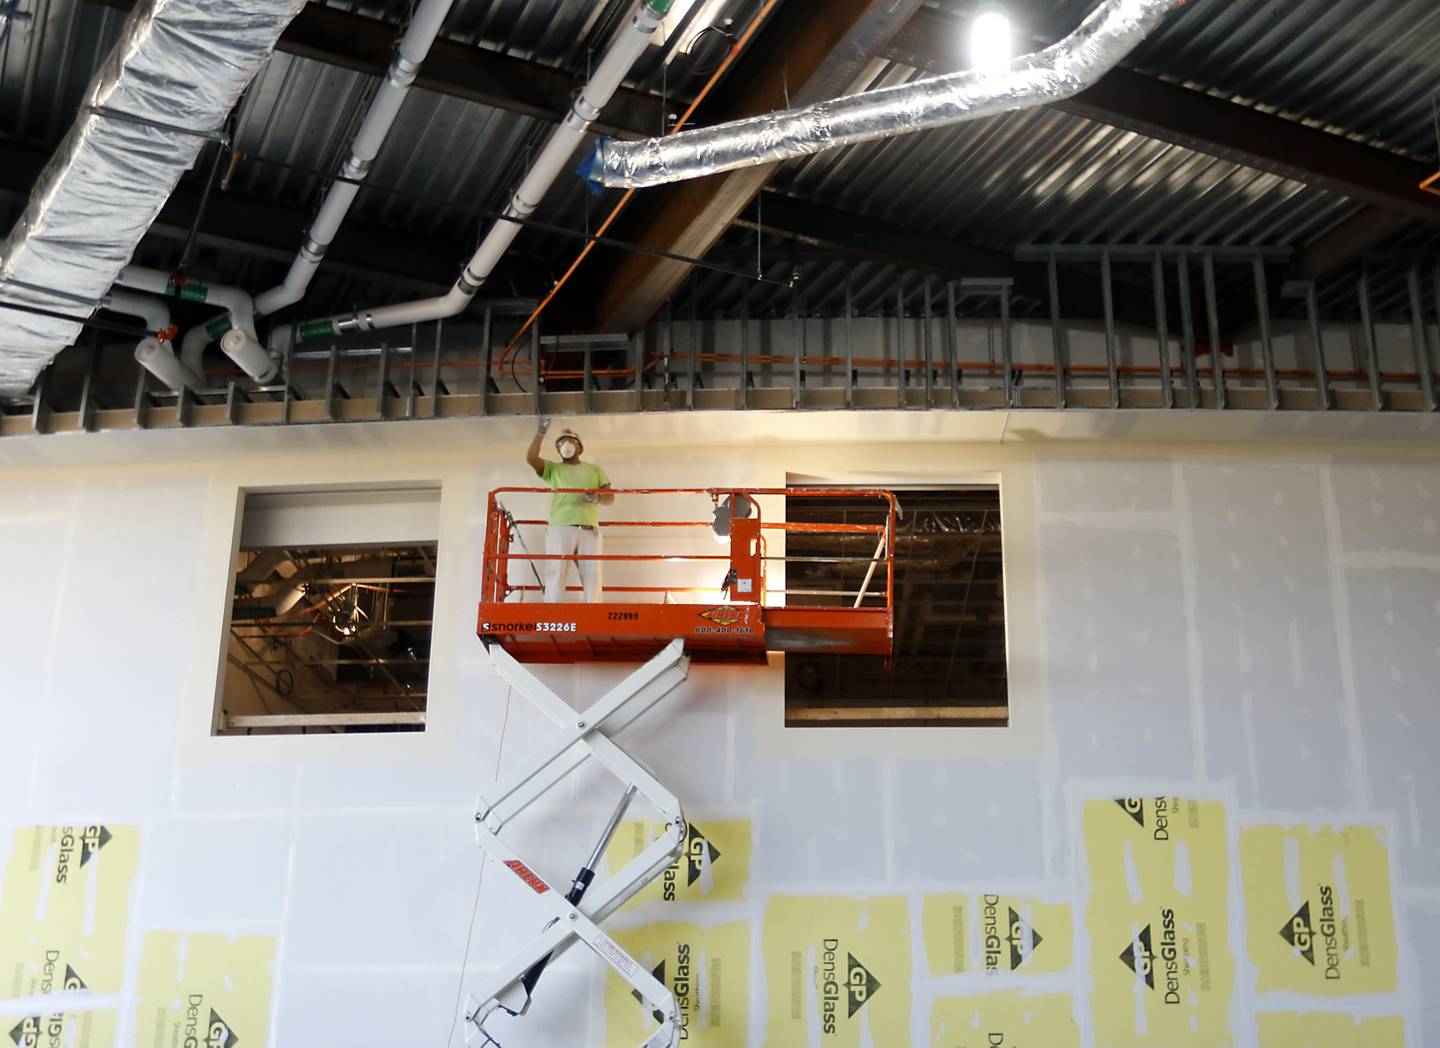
2, 0, 1437, 326
739, 0, 1440, 319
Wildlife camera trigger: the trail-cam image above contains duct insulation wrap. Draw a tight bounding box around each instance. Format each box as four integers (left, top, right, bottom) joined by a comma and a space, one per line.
588, 0, 1182, 190
0, 0, 306, 397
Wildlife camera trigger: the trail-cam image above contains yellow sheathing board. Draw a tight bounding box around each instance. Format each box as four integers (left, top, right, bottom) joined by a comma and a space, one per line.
0, 825, 139, 998
762, 895, 910, 1047
921, 894, 1072, 976
603, 921, 749, 1047
1084, 797, 1230, 909
930, 991, 1080, 1048
605, 820, 751, 906
4, 1009, 117, 1047
1082, 798, 1234, 1048
135, 931, 278, 1048
1240, 824, 1398, 996
1255, 1012, 1404, 1047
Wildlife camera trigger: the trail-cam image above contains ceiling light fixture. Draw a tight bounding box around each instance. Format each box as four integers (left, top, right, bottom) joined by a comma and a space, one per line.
970, 1, 1013, 73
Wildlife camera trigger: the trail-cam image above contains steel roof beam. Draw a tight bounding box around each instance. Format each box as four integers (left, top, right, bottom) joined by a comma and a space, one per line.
885, 6, 1433, 282
1292, 208, 1415, 282
1055, 70, 1440, 222
588, 0, 929, 334
738, 191, 1160, 326
885, 6, 1440, 224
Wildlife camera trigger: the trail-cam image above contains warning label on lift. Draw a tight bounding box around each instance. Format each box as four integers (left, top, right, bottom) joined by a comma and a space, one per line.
504, 859, 551, 895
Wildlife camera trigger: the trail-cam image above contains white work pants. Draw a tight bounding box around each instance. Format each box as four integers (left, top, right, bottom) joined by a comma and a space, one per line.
543, 524, 602, 603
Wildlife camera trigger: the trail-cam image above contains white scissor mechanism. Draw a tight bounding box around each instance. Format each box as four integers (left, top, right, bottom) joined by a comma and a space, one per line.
465, 639, 691, 1048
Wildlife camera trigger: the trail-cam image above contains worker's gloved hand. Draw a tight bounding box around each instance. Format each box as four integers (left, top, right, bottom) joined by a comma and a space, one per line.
536, 415, 551, 434
581, 492, 597, 503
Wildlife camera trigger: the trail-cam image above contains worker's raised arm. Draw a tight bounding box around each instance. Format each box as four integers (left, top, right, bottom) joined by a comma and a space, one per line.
526, 417, 549, 477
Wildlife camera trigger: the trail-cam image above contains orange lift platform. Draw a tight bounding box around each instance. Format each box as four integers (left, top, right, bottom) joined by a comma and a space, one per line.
465, 485, 895, 1044
477, 486, 897, 663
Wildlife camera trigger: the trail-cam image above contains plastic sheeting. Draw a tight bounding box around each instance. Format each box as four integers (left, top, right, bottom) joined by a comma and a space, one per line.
589, 0, 1182, 190
0, 0, 304, 396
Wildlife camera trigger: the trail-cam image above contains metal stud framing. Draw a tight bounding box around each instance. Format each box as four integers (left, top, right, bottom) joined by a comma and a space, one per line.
6, 246, 1440, 437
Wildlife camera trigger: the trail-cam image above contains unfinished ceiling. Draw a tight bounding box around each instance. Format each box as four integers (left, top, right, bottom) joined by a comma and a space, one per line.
0, 0, 1437, 412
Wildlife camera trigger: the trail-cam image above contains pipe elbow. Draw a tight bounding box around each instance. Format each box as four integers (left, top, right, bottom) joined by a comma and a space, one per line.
204, 285, 259, 340
103, 288, 172, 336
179, 324, 212, 376
440, 287, 475, 319
267, 323, 296, 356
254, 284, 302, 318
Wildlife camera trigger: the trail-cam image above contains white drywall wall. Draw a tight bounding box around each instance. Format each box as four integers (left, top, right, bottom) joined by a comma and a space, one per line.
0, 418, 1436, 1047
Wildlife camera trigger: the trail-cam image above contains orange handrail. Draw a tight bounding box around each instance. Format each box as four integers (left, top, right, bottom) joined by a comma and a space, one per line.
483, 486, 897, 609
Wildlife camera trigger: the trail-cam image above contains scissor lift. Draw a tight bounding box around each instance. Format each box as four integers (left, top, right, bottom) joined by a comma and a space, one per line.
464, 487, 896, 1046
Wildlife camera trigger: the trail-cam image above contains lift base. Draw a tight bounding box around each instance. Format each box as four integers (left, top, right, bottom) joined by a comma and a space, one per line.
478, 601, 892, 663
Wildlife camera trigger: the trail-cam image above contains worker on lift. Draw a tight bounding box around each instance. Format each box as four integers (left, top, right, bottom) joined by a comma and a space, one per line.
526, 417, 613, 602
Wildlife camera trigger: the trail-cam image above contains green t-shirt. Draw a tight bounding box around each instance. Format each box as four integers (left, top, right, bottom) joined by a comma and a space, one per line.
541, 460, 611, 527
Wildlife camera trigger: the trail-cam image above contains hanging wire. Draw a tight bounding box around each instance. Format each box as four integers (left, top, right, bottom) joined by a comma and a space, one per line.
236, 152, 791, 287
755, 192, 763, 278
657, 8, 673, 136
1432, 92, 1439, 167
445, 682, 515, 1048
496, 0, 784, 372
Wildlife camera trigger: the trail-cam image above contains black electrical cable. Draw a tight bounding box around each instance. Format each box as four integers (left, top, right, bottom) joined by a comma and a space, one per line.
179, 109, 241, 273
0, 299, 148, 339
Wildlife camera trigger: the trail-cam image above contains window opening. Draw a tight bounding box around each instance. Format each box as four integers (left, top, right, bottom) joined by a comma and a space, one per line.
219, 489, 439, 737
784, 485, 1006, 727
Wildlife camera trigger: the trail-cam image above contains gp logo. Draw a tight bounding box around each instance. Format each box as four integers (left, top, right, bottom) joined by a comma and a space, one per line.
1119, 925, 1156, 989
1280, 901, 1316, 964
204, 1010, 238, 1048
846, 954, 881, 1018
8, 1017, 39, 1048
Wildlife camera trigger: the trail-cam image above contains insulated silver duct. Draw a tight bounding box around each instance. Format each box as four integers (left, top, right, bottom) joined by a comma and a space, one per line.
0, 0, 305, 396
589, 0, 1183, 190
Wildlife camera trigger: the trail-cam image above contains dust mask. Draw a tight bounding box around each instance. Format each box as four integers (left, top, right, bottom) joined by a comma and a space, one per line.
558, 439, 579, 460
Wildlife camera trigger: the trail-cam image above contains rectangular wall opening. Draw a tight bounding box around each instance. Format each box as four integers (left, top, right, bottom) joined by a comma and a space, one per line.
217, 488, 440, 736
784, 485, 1007, 727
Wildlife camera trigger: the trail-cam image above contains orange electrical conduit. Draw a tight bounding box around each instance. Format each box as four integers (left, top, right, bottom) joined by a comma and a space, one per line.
497, 0, 782, 373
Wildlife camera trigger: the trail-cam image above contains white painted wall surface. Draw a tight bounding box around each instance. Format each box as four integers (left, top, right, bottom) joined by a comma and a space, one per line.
0, 415, 1437, 1047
